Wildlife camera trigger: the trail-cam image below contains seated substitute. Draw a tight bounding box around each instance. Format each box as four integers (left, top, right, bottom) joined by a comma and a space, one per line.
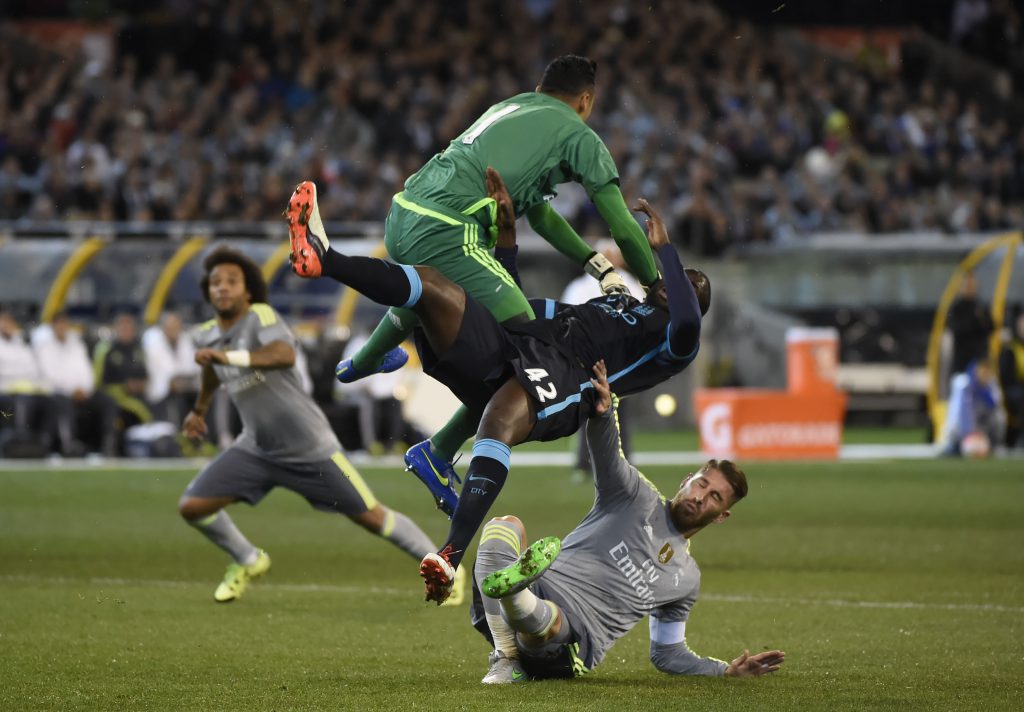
178, 247, 447, 603
471, 361, 784, 682
284, 168, 709, 604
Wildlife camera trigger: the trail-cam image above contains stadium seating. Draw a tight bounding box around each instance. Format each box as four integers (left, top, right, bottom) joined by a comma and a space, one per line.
1, 0, 1022, 252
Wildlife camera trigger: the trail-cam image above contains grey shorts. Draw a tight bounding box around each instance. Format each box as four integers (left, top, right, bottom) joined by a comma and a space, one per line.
184, 446, 378, 515
470, 547, 590, 679
516, 579, 592, 679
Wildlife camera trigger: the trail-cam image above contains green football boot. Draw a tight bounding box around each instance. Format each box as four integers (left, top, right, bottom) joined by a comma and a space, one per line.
214, 549, 271, 603
482, 536, 561, 599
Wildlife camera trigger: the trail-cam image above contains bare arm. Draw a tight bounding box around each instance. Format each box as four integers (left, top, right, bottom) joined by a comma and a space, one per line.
183, 363, 220, 441
487, 166, 522, 287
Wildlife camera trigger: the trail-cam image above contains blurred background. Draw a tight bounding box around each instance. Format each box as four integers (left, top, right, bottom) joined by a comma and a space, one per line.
0, 0, 1022, 461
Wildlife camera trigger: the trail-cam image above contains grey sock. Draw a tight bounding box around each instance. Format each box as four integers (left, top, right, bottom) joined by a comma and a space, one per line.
516, 608, 572, 652
506, 596, 556, 637
476, 521, 524, 655
188, 510, 258, 565
380, 510, 436, 559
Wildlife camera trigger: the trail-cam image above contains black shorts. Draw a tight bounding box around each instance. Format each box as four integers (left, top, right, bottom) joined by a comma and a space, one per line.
417, 293, 595, 442
505, 332, 595, 442
414, 293, 512, 414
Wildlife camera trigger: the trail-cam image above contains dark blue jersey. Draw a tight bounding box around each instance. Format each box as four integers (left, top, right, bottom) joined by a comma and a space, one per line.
512, 293, 699, 399
495, 241, 702, 403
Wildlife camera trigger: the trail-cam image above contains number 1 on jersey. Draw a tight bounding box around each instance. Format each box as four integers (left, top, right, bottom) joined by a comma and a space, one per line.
462, 104, 520, 145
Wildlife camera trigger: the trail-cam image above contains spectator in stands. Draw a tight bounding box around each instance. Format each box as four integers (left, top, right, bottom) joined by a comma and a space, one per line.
143, 311, 200, 424
559, 240, 638, 483
942, 359, 1003, 456
94, 312, 151, 456
998, 311, 1024, 449
0, 309, 53, 456
35, 311, 113, 457
2, 0, 1024, 244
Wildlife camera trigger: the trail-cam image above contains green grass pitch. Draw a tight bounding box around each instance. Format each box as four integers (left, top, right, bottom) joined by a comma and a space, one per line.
1, 458, 1022, 711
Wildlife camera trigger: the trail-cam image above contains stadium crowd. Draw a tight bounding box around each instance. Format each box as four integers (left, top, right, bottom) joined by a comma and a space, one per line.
1, 0, 1023, 256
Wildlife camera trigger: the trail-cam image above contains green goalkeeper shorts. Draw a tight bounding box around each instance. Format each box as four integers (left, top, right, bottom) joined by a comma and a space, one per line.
383, 191, 535, 324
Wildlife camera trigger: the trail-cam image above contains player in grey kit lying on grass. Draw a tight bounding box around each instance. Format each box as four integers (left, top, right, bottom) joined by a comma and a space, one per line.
469, 360, 785, 682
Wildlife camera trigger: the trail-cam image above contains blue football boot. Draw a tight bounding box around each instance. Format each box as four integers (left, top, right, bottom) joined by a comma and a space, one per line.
335, 346, 409, 384
404, 440, 461, 517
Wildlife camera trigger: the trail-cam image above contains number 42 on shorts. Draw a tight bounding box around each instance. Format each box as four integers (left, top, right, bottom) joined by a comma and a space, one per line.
524, 368, 558, 403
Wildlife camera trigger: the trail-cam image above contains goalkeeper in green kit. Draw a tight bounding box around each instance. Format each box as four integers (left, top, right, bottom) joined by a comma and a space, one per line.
289, 55, 659, 511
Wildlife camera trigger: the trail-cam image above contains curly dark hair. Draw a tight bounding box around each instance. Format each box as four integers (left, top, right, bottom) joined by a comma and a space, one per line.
199, 245, 268, 304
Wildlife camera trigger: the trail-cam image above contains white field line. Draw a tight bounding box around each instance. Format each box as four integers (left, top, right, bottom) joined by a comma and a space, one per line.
0, 444, 950, 472
1, 574, 1021, 614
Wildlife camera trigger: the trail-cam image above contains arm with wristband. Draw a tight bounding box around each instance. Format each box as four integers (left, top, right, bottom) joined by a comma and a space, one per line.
193, 340, 296, 371
526, 200, 640, 296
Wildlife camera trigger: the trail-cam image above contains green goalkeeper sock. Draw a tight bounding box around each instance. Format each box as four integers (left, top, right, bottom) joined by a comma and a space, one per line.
352, 307, 420, 372
430, 405, 478, 461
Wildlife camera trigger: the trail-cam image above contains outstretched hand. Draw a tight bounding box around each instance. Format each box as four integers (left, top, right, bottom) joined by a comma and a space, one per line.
590, 360, 612, 416
725, 649, 786, 678
486, 166, 516, 246
632, 198, 670, 250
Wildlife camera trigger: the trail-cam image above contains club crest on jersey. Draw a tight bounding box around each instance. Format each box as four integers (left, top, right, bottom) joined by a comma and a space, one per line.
658, 542, 674, 564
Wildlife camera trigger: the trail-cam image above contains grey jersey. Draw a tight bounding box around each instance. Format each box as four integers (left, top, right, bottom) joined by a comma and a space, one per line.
536, 405, 700, 670
193, 304, 339, 464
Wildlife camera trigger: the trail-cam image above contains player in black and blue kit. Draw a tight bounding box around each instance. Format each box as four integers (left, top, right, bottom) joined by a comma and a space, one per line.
285, 168, 708, 604
496, 256, 705, 444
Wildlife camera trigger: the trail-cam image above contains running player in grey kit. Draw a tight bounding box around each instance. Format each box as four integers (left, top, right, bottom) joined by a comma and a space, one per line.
177, 246, 442, 603
469, 361, 786, 683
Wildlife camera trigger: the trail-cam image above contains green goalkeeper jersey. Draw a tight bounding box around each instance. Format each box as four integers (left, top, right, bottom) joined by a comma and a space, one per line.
404, 92, 620, 217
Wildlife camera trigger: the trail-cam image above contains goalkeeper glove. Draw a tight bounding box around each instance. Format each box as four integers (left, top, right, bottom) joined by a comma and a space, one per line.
584, 251, 629, 295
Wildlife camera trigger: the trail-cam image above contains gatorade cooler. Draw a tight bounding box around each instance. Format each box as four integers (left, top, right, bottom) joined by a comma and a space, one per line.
786, 327, 839, 395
